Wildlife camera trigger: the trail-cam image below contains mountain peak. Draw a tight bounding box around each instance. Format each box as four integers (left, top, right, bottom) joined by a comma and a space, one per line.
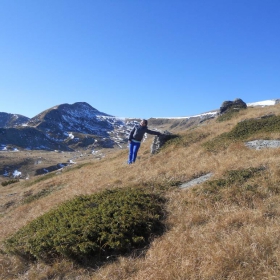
0, 112, 30, 128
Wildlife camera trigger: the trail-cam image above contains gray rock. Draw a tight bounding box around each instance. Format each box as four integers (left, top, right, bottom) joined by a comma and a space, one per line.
245, 140, 280, 150
179, 173, 213, 189
220, 98, 247, 114
150, 131, 179, 154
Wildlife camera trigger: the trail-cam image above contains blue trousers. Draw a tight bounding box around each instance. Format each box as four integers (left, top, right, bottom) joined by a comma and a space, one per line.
128, 141, 141, 164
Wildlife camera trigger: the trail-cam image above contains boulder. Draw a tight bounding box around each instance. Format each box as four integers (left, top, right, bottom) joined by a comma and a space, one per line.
220, 98, 247, 114
150, 131, 178, 154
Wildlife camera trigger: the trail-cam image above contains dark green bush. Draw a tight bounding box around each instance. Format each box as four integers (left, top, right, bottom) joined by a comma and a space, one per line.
191, 167, 267, 208
201, 167, 264, 194
227, 115, 280, 140
5, 187, 166, 263
204, 115, 280, 152
1, 179, 19, 186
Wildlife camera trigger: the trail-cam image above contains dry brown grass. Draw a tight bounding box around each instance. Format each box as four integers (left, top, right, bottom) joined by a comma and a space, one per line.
1, 104, 280, 279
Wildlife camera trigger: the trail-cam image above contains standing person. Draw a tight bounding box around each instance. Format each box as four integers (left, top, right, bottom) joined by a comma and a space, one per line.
128, 119, 161, 164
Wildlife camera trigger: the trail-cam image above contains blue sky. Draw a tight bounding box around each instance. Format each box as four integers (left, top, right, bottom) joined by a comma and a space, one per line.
0, 0, 280, 119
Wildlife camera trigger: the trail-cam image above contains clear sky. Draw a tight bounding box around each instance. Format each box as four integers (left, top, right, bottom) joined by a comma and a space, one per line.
0, 0, 280, 119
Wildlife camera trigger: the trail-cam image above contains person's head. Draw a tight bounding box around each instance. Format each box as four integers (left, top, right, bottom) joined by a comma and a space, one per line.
140, 119, 148, 126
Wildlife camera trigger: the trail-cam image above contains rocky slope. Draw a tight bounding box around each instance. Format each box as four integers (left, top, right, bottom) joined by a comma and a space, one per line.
0, 102, 140, 151
0, 113, 29, 128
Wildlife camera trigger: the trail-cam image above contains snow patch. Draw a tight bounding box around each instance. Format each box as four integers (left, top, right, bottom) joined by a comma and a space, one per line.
152, 111, 219, 120
247, 99, 279, 107
68, 132, 75, 139
13, 170, 21, 178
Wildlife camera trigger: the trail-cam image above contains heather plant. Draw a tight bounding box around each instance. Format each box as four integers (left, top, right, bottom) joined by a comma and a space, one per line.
226, 114, 280, 139
203, 114, 280, 152
201, 166, 265, 195
5, 187, 166, 263
1, 179, 19, 186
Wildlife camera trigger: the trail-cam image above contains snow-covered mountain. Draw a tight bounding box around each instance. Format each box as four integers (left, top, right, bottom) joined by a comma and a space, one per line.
0, 99, 279, 151
0, 112, 30, 128
0, 102, 139, 151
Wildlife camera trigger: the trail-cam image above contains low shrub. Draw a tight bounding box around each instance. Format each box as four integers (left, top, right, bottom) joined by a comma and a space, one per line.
199, 167, 265, 195
204, 115, 280, 152
5, 187, 166, 263
227, 115, 280, 139
1, 179, 19, 186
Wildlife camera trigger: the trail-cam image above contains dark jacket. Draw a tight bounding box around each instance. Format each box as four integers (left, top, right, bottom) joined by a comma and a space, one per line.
129, 124, 160, 142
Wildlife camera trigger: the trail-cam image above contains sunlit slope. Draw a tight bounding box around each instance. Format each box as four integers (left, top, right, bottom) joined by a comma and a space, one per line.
1, 104, 280, 279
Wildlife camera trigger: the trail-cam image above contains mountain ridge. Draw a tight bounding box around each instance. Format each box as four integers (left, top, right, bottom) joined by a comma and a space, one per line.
0, 99, 279, 151
0, 102, 132, 151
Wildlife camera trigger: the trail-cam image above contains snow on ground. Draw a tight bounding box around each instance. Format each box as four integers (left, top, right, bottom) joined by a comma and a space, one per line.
68, 132, 75, 139
152, 99, 279, 120
13, 170, 21, 178
247, 99, 279, 107
152, 111, 219, 120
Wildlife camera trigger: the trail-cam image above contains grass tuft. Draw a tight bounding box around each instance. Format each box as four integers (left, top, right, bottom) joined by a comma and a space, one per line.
216, 108, 244, 122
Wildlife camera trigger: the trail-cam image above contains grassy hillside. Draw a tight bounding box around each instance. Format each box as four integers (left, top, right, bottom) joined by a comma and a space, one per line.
1, 104, 280, 279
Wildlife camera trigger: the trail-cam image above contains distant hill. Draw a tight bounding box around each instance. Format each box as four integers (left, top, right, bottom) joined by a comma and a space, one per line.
0, 102, 138, 151
0, 126, 70, 151
0, 112, 29, 128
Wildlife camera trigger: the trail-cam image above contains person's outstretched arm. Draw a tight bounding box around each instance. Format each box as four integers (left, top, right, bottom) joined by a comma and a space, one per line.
146, 129, 161, 136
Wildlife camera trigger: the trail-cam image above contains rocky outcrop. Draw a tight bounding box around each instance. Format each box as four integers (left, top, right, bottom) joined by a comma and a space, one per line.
179, 173, 213, 189
151, 131, 179, 154
220, 98, 247, 114
245, 140, 280, 150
